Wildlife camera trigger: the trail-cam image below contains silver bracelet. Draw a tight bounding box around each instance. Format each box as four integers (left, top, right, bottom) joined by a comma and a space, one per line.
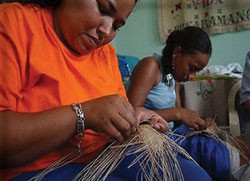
72, 103, 85, 153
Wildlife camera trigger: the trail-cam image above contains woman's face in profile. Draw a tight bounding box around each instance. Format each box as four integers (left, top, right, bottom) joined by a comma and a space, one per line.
173, 52, 210, 82
53, 0, 136, 55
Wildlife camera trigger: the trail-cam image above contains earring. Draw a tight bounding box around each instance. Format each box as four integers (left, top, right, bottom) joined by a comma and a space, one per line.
172, 54, 176, 70
164, 73, 173, 86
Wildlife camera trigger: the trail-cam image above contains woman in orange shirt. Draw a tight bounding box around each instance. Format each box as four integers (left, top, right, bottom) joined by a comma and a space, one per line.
0, 0, 210, 180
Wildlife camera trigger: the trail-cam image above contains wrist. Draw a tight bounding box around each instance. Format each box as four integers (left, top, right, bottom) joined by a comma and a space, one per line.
72, 103, 85, 153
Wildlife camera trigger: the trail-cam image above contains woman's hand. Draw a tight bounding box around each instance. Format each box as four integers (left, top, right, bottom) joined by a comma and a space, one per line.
203, 117, 217, 129
81, 95, 168, 143
135, 107, 169, 133
177, 108, 206, 130
81, 94, 139, 142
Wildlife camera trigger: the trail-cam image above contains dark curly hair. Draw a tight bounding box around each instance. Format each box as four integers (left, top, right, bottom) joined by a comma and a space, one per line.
161, 26, 212, 83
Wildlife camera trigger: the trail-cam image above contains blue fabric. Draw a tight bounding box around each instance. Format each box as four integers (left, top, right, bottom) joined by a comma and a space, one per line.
143, 54, 175, 129
117, 54, 139, 73
11, 163, 87, 181
12, 163, 122, 181
144, 74, 176, 110
12, 150, 211, 181
172, 124, 230, 180
111, 152, 210, 181
118, 56, 131, 79
143, 54, 176, 111
137, 54, 231, 180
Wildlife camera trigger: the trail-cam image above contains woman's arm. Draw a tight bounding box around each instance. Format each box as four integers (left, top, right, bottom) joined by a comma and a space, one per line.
0, 91, 169, 168
0, 95, 140, 168
127, 59, 205, 130
127, 56, 182, 121
0, 106, 76, 168
127, 57, 183, 122
127, 56, 161, 106
155, 82, 203, 126
175, 82, 182, 108
154, 108, 205, 130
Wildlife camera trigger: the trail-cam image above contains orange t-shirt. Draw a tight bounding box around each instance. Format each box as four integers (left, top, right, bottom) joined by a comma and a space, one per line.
0, 3, 126, 179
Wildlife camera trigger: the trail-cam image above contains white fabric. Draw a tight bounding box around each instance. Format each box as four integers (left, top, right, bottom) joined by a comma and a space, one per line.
199, 63, 243, 79
226, 142, 240, 180
232, 164, 250, 181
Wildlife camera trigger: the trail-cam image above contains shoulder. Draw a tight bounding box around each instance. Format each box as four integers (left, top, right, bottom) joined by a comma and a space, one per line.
0, 2, 22, 13
133, 56, 160, 77
0, 3, 51, 28
131, 56, 161, 86
136, 56, 160, 71
0, 3, 50, 35
0, 3, 40, 19
0, 3, 54, 52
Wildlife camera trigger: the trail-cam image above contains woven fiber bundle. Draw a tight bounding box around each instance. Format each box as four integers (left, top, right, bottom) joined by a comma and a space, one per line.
73, 123, 195, 181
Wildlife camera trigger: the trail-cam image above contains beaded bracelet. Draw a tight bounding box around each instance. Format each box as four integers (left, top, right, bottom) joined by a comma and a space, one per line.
72, 103, 85, 153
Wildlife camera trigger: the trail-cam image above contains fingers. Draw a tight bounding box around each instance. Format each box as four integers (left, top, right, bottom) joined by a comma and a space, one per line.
135, 107, 169, 133
102, 121, 124, 142
106, 102, 139, 142
120, 101, 139, 132
189, 118, 206, 130
81, 95, 138, 142
102, 115, 137, 143
82, 95, 170, 142
182, 110, 206, 130
195, 118, 206, 130
152, 119, 169, 133
135, 107, 159, 122
203, 117, 217, 128
192, 123, 201, 131
110, 114, 136, 141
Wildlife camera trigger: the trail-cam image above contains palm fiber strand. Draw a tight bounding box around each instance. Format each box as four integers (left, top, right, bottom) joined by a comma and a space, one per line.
73, 124, 196, 181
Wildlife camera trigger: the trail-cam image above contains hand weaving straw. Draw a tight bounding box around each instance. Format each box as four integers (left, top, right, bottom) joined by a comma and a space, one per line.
73, 123, 195, 181
28, 123, 196, 181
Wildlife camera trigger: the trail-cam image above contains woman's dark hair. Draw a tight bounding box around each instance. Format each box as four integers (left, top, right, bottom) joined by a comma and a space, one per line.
3, 0, 137, 8
161, 26, 212, 82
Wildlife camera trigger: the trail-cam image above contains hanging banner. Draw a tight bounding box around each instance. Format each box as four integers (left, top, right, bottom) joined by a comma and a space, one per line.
158, 0, 250, 42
